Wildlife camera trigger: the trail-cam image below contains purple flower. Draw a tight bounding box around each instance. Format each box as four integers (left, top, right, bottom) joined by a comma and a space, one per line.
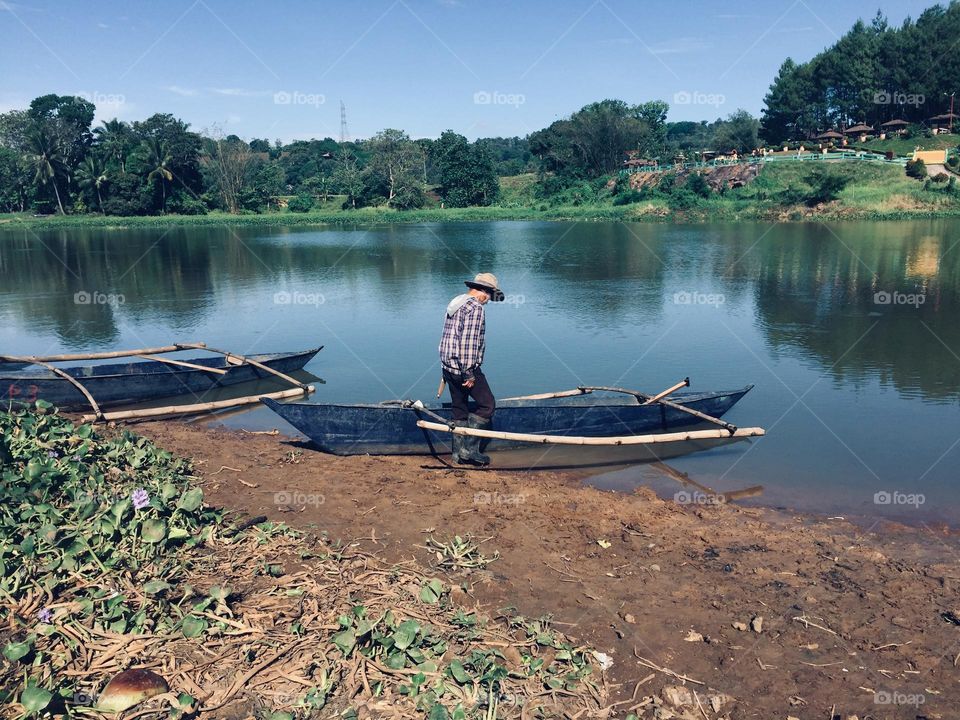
131, 488, 150, 510
47, 450, 59, 459
38, 608, 53, 623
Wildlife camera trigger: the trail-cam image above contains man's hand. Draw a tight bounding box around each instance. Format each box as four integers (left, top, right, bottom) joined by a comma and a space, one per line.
462, 377, 476, 389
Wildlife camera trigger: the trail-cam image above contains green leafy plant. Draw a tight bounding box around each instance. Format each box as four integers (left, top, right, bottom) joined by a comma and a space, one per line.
287, 193, 315, 212
802, 168, 850, 206
0, 403, 232, 714
0, 403, 607, 719
906, 158, 927, 179
425, 535, 500, 570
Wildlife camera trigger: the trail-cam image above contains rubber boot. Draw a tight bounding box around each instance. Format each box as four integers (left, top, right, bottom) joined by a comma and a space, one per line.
450, 427, 467, 464
457, 413, 491, 466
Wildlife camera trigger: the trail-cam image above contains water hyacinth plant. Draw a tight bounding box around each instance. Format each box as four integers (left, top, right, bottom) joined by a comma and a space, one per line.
0, 401, 224, 715
131, 488, 150, 510
0, 402, 608, 719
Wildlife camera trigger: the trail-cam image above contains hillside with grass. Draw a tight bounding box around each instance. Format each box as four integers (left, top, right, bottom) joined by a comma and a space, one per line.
500, 158, 960, 221
491, 159, 960, 221
857, 132, 960, 156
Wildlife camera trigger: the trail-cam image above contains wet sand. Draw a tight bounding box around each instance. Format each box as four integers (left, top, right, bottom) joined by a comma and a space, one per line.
138, 420, 960, 719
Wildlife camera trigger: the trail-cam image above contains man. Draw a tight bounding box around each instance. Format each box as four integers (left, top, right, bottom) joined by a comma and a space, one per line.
438, 272, 504, 466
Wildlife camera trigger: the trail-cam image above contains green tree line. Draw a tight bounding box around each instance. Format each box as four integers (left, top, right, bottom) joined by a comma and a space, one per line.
0, 95, 515, 216
761, 3, 960, 143
0, 92, 761, 216
3, 3, 957, 217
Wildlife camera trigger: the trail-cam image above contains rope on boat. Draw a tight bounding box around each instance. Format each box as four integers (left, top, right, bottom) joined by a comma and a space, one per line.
397, 400, 456, 429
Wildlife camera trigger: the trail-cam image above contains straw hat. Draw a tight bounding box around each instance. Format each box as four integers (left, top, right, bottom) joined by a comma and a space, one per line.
464, 272, 504, 302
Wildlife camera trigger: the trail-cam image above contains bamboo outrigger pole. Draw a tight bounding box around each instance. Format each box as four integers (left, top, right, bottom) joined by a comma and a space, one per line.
31, 360, 103, 420
175, 343, 310, 391
81, 386, 316, 423
134, 354, 228, 375
578, 385, 738, 433
641, 378, 690, 405
502, 379, 691, 405
500, 378, 739, 432
0, 343, 207, 364
501, 388, 592, 401
415, 420, 764, 446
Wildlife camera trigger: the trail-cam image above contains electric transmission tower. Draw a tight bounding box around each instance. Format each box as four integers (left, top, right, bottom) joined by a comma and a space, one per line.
339, 101, 350, 144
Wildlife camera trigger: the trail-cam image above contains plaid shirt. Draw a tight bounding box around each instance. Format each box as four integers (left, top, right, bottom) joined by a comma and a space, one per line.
439, 296, 485, 378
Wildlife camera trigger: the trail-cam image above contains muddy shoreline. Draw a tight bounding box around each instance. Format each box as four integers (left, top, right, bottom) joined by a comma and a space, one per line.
137, 420, 959, 719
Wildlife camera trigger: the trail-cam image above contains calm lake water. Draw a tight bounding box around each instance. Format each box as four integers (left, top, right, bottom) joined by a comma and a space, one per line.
2, 220, 958, 525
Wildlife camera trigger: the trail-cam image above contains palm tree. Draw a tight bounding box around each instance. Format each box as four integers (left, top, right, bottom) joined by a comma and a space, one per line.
95, 119, 132, 174
143, 137, 173, 212
27, 127, 67, 214
76, 155, 108, 212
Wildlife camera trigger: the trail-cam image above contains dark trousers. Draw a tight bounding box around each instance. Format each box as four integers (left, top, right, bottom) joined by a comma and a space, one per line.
443, 367, 495, 422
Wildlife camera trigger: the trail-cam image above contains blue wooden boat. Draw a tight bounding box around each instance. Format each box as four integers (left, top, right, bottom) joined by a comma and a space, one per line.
2, 348, 321, 411
0, 361, 30, 370
261, 385, 754, 456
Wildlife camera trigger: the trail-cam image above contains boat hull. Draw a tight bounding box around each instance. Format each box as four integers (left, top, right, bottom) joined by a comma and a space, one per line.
2, 348, 321, 411
261, 386, 754, 456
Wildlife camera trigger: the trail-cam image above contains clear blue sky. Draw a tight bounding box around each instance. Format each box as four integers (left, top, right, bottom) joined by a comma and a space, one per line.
0, 0, 939, 141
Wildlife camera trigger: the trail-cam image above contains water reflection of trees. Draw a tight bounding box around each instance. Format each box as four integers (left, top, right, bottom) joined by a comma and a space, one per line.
4, 220, 960, 402
0, 223, 678, 344
752, 221, 960, 401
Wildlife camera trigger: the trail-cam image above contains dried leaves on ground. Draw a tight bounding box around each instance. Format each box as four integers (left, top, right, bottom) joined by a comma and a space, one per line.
0, 406, 613, 719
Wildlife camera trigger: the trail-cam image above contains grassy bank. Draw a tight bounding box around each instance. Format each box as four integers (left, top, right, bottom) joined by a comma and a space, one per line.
0, 203, 643, 230
617, 160, 960, 221
3, 160, 959, 230
858, 131, 960, 156
707, 160, 960, 219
